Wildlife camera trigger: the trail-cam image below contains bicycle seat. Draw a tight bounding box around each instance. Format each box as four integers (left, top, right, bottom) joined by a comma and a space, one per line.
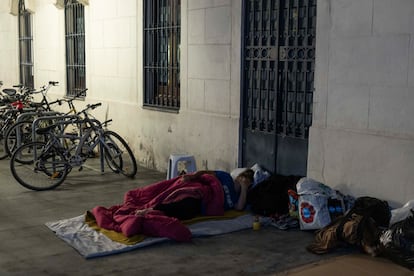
35, 124, 57, 135
2, 89, 17, 96
30, 102, 45, 108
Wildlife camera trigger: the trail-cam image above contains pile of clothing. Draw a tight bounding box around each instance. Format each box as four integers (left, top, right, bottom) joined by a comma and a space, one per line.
247, 172, 414, 271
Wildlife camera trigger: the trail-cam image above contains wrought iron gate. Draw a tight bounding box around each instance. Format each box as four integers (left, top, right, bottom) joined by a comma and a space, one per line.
241, 0, 316, 175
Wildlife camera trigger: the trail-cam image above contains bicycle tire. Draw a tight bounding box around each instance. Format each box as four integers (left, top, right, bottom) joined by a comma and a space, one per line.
10, 141, 69, 191
103, 130, 137, 178
0, 134, 7, 160
104, 141, 121, 174
0, 120, 12, 160
4, 120, 35, 158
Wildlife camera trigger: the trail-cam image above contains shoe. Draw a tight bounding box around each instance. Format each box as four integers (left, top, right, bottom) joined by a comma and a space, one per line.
286, 217, 299, 228
270, 220, 288, 230
270, 215, 299, 230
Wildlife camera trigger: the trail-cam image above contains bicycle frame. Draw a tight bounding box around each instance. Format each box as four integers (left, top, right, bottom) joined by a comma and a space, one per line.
32, 110, 113, 173
10, 101, 137, 191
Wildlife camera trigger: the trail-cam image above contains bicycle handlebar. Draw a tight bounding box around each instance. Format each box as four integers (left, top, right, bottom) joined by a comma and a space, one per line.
87, 103, 102, 110
75, 102, 102, 117
48, 99, 63, 106
53, 97, 78, 107
30, 81, 59, 95
101, 119, 113, 127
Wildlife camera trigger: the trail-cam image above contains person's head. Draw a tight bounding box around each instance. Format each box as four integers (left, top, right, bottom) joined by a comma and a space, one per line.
233, 169, 254, 193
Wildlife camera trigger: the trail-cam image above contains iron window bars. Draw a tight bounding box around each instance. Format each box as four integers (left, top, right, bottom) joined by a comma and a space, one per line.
144, 0, 181, 110
18, 0, 34, 89
65, 0, 86, 98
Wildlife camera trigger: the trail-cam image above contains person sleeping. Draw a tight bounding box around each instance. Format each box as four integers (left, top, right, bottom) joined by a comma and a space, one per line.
135, 169, 254, 219
91, 169, 254, 241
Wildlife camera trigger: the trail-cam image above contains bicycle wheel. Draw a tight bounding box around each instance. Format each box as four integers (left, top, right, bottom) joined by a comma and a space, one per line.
10, 142, 69, 191
104, 142, 121, 173
0, 121, 11, 160
4, 120, 35, 158
102, 130, 137, 178
0, 133, 7, 160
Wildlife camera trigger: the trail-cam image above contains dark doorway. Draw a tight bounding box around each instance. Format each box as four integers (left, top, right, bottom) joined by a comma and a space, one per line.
241, 0, 316, 175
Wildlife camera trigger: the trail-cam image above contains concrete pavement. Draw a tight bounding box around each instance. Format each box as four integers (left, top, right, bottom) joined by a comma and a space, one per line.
0, 157, 408, 275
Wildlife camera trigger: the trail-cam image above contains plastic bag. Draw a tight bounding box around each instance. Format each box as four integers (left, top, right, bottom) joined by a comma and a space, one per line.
288, 189, 299, 219
390, 200, 414, 226
298, 193, 331, 230
380, 210, 414, 270
250, 163, 271, 187
296, 177, 334, 196
297, 178, 333, 230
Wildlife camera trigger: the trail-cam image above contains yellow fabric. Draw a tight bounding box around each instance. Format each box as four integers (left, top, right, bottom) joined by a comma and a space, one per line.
85, 211, 146, 245
84, 210, 247, 245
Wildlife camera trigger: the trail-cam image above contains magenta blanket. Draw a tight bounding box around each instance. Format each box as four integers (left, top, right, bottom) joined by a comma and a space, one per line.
91, 175, 225, 242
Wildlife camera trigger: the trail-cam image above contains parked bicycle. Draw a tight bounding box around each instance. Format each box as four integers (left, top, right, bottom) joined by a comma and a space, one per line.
3, 89, 86, 158
10, 103, 137, 191
0, 81, 60, 159
0, 83, 29, 107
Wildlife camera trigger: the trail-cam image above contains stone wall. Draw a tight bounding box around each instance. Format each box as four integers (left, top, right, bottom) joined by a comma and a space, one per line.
309, 0, 414, 206
0, 0, 242, 174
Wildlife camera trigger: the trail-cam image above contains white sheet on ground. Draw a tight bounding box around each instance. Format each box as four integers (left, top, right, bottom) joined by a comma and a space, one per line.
45, 213, 267, 259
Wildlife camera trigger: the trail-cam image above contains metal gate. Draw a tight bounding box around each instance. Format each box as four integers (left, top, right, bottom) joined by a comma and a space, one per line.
241, 0, 316, 175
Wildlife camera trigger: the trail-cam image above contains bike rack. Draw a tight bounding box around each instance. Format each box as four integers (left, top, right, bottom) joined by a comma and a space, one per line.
32, 114, 106, 173
16, 111, 61, 123
11, 111, 61, 150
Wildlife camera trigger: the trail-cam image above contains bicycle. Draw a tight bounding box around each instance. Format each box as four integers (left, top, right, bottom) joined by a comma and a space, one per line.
10, 103, 137, 191
4, 90, 86, 158
0, 81, 60, 159
0, 83, 29, 107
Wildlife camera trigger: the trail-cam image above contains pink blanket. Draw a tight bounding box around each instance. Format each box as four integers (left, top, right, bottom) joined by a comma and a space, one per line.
91, 175, 224, 241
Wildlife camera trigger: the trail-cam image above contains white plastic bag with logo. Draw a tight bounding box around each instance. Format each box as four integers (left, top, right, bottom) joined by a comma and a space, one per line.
297, 178, 333, 230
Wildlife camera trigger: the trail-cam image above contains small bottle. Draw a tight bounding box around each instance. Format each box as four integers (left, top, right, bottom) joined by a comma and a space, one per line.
253, 215, 261, 230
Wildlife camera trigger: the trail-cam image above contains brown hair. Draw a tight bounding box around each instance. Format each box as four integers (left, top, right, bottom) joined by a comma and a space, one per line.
238, 169, 254, 182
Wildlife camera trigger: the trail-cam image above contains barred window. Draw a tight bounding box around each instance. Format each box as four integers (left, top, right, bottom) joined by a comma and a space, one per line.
144, 0, 181, 111
65, 0, 86, 98
18, 0, 34, 89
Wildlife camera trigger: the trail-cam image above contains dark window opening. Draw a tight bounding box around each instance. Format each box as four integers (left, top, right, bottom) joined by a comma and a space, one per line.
144, 0, 181, 111
18, 0, 34, 89
65, 0, 86, 98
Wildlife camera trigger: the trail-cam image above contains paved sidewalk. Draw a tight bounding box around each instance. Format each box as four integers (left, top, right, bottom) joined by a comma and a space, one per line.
0, 157, 409, 275
283, 254, 412, 276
